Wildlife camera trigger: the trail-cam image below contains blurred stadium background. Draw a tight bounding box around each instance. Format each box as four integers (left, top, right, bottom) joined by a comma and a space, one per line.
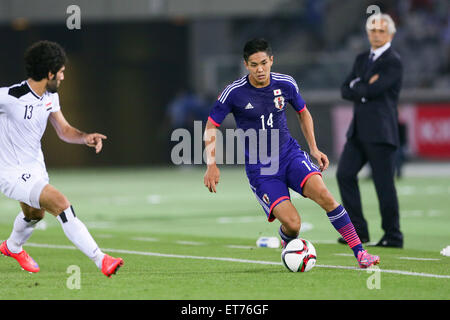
0, 0, 449, 169
0, 0, 449, 301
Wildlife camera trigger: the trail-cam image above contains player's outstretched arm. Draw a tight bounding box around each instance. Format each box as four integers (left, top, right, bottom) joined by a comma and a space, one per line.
49, 110, 107, 154
296, 108, 329, 172
203, 119, 220, 193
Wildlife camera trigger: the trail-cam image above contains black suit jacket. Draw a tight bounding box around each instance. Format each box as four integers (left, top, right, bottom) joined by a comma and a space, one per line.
341, 47, 403, 147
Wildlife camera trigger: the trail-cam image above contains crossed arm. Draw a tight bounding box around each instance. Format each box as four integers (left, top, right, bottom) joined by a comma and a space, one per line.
341, 58, 402, 102
49, 110, 107, 154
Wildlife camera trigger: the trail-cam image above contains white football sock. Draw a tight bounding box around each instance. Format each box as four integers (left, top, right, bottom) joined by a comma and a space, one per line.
57, 206, 105, 269
6, 211, 39, 253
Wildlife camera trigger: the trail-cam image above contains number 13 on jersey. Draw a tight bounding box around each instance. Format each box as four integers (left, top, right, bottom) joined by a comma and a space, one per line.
24, 105, 33, 119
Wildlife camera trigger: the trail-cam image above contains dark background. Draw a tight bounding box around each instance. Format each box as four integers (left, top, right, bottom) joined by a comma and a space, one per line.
0, 0, 448, 167
0, 21, 189, 166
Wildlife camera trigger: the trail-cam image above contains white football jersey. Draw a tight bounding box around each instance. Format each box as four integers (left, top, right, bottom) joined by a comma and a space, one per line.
0, 80, 61, 169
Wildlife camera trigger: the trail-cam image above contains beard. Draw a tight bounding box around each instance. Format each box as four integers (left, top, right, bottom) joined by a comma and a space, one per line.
46, 79, 59, 93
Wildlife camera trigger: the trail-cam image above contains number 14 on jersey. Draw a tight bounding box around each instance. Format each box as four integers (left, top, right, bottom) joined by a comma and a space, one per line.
260, 113, 273, 130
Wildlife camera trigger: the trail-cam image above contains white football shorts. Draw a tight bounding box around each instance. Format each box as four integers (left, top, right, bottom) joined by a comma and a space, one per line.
0, 165, 49, 209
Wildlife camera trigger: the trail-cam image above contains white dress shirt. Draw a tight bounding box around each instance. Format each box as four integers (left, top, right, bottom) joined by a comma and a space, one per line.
370, 41, 391, 61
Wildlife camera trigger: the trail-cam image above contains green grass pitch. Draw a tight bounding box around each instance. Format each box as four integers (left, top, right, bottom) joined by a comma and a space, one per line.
0, 167, 449, 300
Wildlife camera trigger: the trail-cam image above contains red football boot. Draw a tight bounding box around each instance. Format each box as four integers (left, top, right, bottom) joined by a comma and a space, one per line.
0, 241, 40, 273
101, 254, 124, 277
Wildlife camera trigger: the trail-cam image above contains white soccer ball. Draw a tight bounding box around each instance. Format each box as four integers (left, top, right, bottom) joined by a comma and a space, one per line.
281, 238, 317, 272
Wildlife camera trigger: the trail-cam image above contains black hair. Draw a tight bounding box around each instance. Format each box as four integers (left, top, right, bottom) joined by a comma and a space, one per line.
24, 40, 67, 81
243, 38, 272, 62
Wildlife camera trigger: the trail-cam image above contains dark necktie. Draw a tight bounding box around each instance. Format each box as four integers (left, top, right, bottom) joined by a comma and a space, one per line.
366, 52, 375, 70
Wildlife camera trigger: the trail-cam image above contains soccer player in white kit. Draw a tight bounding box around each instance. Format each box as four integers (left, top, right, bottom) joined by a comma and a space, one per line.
0, 40, 124, 277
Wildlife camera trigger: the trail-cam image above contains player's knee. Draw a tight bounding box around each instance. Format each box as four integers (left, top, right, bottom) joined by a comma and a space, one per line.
50, 195, 71, 215
40, 185, 71, 215
56, 198, 71, 214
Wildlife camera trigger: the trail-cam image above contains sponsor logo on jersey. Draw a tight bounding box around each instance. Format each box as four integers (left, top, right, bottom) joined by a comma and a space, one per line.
245, 103, 254, 110
263, 193, 270, 205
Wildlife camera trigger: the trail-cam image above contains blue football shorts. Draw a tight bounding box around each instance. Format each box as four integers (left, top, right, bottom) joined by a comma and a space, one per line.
247, 149, 322, 222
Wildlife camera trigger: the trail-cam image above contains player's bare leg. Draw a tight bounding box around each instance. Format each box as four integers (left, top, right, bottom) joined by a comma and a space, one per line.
302, 174, 339, 212
39, 184, 71, 216
21, 202, 46, 221
302, 175, 379, 268
39, 184, 124, 277
272, 200, 301, 248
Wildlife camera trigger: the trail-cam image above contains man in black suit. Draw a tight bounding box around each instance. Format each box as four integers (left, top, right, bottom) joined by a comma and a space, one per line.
337, 13, 403, 248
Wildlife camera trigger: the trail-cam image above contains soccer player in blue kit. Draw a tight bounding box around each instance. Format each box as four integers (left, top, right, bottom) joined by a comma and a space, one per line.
203, 38, 380, 268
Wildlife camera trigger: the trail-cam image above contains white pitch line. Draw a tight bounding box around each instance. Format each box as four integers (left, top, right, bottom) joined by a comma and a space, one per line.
398, 257, 441, 261
22, 242, 450, 279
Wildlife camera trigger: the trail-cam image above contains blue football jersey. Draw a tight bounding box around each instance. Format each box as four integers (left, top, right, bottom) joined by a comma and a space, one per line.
208, 72, 307, 173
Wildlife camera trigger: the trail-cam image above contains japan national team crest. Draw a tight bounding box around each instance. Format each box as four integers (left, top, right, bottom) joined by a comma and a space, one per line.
273, 95, 285, 111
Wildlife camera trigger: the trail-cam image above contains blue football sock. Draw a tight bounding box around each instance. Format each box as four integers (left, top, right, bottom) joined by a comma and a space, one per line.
327, 205, 364, 257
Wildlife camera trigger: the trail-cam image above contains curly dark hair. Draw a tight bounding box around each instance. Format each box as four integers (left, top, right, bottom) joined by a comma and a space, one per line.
24, 40, 67, 81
